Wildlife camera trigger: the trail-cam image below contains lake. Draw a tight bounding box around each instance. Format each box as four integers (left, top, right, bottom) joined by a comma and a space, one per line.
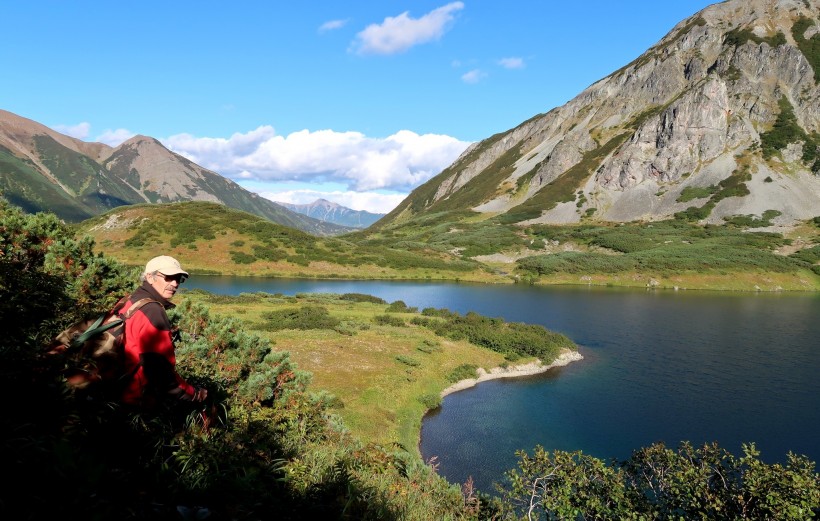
186, 276, 820, 492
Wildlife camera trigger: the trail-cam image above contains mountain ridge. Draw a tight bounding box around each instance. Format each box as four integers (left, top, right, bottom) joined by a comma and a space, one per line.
0, 110, 353, 236
376, 0, 820, 231
275, 198, 385, 228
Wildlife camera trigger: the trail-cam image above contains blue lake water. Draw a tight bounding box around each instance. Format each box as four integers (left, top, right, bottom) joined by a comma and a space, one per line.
186, 276, 820, 493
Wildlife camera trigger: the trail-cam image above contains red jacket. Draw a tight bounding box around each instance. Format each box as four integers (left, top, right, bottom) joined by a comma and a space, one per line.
120, 282, 196, 408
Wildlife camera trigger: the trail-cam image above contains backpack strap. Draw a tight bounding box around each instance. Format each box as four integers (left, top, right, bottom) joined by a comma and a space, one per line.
68, 314, 122, 350
67, 297, 157, 351
123, 298, 158, 319
115, 297, 159, 383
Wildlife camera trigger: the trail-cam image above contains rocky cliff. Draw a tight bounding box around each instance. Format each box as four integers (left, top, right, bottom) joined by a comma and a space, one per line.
380, 0, 820, 229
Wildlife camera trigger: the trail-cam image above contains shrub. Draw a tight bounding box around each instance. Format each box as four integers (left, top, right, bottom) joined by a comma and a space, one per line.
395, 355, 421, 367
677, 185, 717, 203
416, 340, 442, 354
387, 300, 418, 313
498, 442, 820, 520
418, 393, 441, 410
229, 250, 256, 264
259, 305, 340, 331
373, 314, 405, 327
340, 293, 387, 304
447, 364, 479, 383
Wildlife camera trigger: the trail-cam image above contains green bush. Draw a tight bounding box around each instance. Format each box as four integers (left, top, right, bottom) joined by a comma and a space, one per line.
498, 442, 820, 520
387, 300, 418, 313
259, 305, 340, 331
418, 393, 441, 410
792, 16, 820, 83
373, 314, 405, 327
761, 96, 813, 160
340, 293, 387, 304
416, 339, 442, 354
395, 355, 421, 367
447, 364, 479, 383
677, 185, 717, 202
426, 312, 574, 360
229, 250, 256, 264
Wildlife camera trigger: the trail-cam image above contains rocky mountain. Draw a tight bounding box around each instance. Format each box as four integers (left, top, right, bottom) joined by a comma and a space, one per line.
0, 110, 352, 236
377, 0, 820, 231
276, 198, 384, 228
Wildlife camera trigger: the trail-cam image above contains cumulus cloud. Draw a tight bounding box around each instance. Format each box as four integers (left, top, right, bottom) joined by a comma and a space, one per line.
351, 1, 464, 55
51, 121, 136, 146
319, 19, 348, 33
163, 127, 471, 193
261, 188, 406, 214
498, 57, 525, 69
96, 128, 136, 146
53, 122, 91, 140
461, 69, 487, 84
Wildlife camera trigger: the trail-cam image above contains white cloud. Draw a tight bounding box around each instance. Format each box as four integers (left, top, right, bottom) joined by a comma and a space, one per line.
96, 128, 135, 146
53, 122, 91, 140
352, 2, 464, 55
260, 188, 406, 214
498, 57, 525, 69
319, 19, 348, 33
461, 69, 487, 84
163, 127, 471, 194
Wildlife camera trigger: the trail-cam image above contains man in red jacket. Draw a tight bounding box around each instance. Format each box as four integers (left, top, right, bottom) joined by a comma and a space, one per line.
120, 255, 207, 409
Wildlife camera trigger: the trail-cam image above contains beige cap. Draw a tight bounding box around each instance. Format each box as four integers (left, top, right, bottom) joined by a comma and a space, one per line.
145, 255, 189, 277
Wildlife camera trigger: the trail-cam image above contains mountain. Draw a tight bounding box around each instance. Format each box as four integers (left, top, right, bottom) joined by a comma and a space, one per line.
376, 0, 820, 231
0, 110, 353, 236
276, 198, 384, 228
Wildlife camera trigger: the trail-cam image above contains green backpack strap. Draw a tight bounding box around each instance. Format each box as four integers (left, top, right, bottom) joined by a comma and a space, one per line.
67, 298, 157, 351
68, 314, 123, 350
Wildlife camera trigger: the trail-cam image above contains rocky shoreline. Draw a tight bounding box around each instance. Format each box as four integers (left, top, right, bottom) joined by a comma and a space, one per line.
440, 349, 584, 397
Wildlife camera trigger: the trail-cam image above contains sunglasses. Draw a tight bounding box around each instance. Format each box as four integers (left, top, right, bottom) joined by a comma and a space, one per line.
157, 272, 187, 284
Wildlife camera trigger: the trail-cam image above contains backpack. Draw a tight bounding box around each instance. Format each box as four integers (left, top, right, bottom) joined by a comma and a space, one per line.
48, 295, 156, 392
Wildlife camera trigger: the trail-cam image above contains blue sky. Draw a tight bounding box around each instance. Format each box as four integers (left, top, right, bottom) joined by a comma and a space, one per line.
2, 1, 716, 213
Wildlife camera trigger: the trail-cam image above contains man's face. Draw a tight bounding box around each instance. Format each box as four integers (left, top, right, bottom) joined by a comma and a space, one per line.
149, 272, 186, 299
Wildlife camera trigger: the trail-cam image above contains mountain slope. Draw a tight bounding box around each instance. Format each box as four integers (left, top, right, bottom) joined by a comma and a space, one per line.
276, 198, 384, 228
0, 110, 351, 236
76, 201, 492, 281
377, 0, 820, 230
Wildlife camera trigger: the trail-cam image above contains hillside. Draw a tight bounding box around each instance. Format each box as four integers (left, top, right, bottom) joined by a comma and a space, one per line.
79, 200, 820, 291
377, 0, 820, 230
77, 201, 499, 282
0, 109, 351, 236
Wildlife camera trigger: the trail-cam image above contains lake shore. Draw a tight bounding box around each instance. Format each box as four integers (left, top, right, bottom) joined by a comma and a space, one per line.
440, 349, 584, 397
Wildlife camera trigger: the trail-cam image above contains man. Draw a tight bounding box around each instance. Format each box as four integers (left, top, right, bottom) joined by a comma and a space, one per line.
120, 255, 207, 409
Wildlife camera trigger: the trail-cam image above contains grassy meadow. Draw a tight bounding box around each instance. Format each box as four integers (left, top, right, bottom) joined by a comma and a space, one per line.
179, 290, 574, 453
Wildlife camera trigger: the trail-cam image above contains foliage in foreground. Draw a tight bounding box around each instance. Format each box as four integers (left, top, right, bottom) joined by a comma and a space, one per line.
498, 442, 819, 520
0, 203, 475, 520
2, 203, 818, 519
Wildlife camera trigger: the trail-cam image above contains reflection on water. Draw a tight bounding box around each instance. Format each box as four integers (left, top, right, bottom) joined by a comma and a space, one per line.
187, 276, 820, 492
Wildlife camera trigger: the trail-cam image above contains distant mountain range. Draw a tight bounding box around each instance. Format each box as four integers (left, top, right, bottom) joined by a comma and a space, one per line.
275, 198, 384, 228
0, 110, 353, 236
377, 0, 820, 231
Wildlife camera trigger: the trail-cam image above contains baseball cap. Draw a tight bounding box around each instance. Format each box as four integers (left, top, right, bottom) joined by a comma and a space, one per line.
145, 255, 189, 277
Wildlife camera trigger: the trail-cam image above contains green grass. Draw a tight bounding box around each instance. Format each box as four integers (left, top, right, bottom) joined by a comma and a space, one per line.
180, 290, 574, 452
